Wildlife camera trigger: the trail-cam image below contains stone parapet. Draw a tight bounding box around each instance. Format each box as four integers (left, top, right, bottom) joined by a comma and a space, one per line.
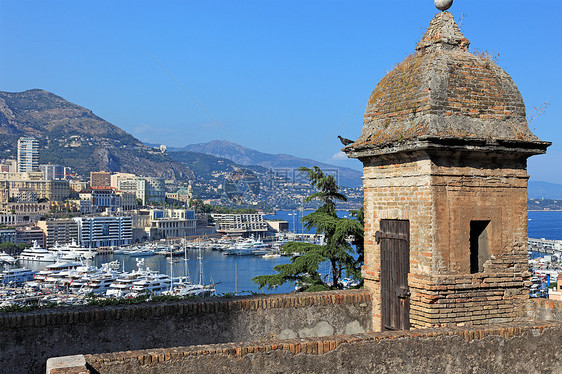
0, 290, 370, 329
48, 322, 562, 374
0, 290, 371, 374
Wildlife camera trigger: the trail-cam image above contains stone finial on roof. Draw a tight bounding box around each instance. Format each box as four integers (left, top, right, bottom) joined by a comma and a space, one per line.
415, 11, 469, 53
435, 0, 453, 11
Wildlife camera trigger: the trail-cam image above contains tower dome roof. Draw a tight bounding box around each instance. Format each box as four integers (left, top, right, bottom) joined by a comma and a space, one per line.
345, 12, 549, 158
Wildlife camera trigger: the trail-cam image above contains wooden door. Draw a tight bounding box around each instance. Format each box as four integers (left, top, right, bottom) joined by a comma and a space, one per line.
377, 219, 410, 331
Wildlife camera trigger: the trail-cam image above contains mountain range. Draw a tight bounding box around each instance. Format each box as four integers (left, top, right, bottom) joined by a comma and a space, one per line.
528, 181, 562, 200
166, 140, 363, 188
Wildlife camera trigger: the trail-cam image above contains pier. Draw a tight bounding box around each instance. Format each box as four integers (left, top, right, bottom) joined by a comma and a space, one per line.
529, 238, 562, 256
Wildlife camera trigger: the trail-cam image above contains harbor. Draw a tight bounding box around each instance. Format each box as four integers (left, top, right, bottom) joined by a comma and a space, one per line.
1, 209, 561, 308
0, 234, 320, 308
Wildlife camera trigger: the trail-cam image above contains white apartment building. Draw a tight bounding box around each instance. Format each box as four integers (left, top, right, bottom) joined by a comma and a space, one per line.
17, 137, 39, 172
139, 208, 197, 239
73, 216, 133, 248
110, 172, 136, 189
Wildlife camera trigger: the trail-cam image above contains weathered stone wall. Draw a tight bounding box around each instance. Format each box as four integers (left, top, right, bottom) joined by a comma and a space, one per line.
0, 290, 371, 374
362, 151, 530, 330
527, 298, 562, 322
50, 322, 562, 374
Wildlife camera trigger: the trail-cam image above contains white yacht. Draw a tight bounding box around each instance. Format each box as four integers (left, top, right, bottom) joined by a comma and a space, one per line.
42, 271, 73, 290
251, 240, 273, 256
50, 242, 83, 261
80, 273, 121, 295
163, 281, 215, 297
26, 261, 83, 288
18, 241, 59, 262
128, 273, 172, 297
39, 262, 84, 289
262, 251, 281, 259
126, 248, 155, 257
223, 239, 256, 256
68, 276, 93, 294
105, 258, 150, 298
0, 252, 17, 264
46, 261, 83, 272
65, 265, 106, 294
106, 274, 141, 298
60, 240, 97, 259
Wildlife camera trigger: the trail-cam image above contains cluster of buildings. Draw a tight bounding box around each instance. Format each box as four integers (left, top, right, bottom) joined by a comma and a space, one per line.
0, 137, 290, 254
0, 137, 201, 253
194, 166, 363, 211
0, 137, 196, 215
1, 206, 200, 254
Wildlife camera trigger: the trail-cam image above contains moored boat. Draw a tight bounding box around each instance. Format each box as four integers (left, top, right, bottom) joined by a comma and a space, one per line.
0, 268, 36, 285
19, 241, 59, 262
0, 252, 17, 264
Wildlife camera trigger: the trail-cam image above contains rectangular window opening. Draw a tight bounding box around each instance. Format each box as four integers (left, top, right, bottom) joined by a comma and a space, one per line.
470, 220, 490, 274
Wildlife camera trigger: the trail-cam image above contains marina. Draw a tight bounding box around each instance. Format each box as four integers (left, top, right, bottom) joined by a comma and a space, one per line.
1, 210, 561, 308
0, 235, 303, 308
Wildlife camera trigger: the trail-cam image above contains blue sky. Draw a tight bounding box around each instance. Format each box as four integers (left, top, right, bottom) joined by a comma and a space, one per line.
1, 1, 561, 183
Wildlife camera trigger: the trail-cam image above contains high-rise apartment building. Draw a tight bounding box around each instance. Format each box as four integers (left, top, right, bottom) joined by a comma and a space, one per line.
17, 137, 39, 172
118, 177, 165, 206
90, 171, 111, 188
110, 172, 135, 189
37, 219, 79, 249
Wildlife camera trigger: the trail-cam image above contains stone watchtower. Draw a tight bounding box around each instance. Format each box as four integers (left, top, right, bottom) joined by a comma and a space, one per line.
344, 11, 550, 331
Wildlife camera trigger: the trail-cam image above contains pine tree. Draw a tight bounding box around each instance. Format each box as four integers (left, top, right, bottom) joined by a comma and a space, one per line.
253, 167, 363, 291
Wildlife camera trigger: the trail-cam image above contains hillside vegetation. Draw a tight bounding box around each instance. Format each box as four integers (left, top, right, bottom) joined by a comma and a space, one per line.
0, 89, 193, 179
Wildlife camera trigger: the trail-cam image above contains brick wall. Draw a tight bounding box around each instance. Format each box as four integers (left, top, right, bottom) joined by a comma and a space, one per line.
362, 152, 434, 330
362, 151, 530, 330
0, 290, 371, 374
49, 322, 562, 374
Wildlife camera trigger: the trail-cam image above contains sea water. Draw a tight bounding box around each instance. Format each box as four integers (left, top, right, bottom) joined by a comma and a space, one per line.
528, 210, 562, 240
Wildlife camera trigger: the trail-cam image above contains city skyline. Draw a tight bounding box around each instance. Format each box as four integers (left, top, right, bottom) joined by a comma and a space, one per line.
1, 1, 560, 182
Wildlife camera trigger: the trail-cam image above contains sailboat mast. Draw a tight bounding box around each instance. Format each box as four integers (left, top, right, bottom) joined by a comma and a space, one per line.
183, 239, 191, 282
169, 243, 173, 291
198, 241, 203, 286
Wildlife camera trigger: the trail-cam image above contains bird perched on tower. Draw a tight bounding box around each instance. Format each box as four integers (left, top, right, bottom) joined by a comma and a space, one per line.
338, 135, 354, 146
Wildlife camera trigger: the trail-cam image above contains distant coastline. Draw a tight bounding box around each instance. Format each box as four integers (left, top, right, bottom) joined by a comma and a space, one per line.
528, 210, 562, 212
